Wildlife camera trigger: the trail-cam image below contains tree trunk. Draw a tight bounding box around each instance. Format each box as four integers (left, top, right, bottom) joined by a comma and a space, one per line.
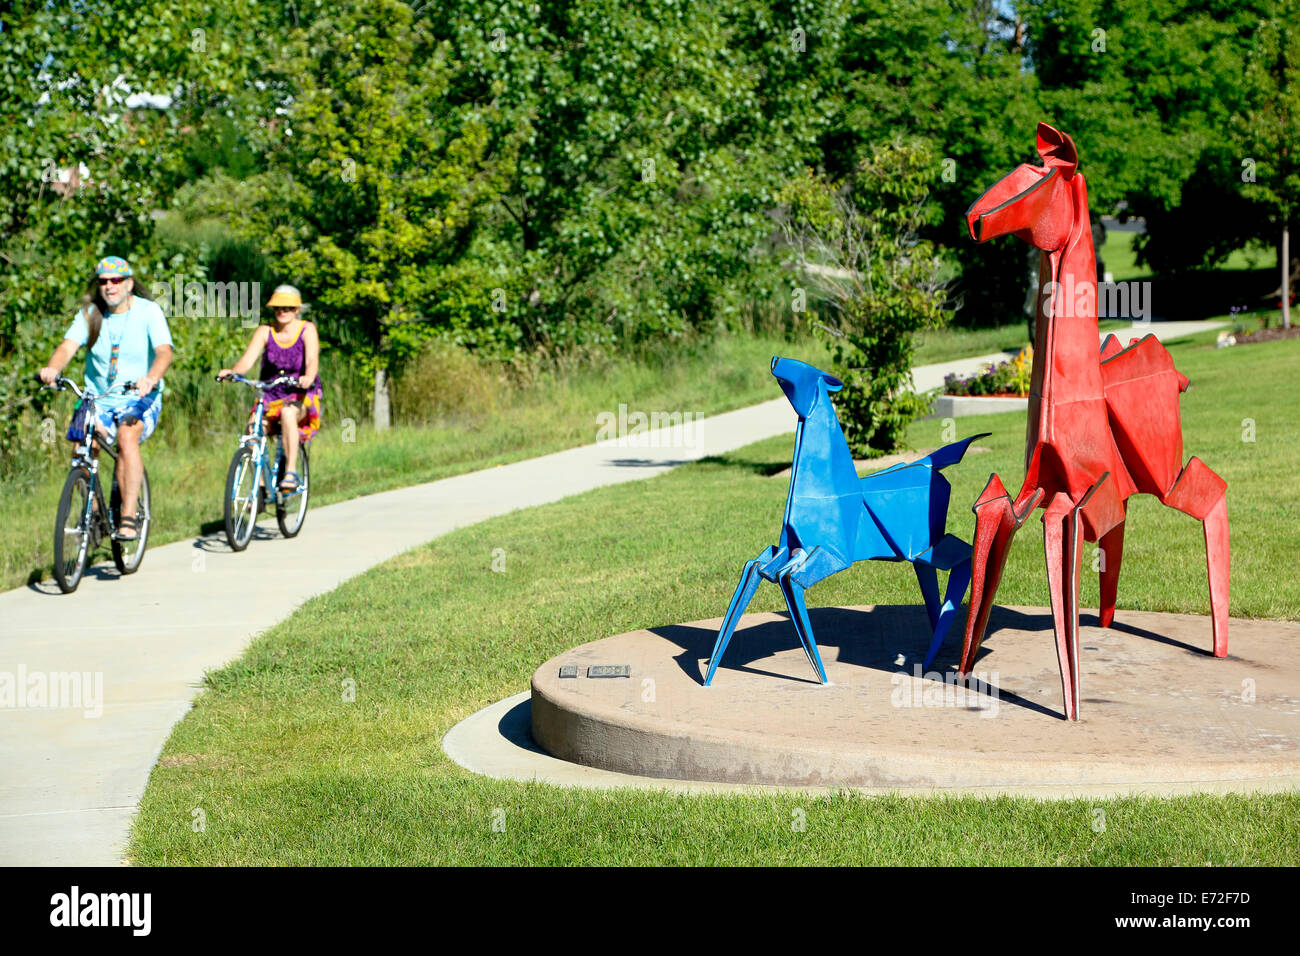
1283, 222, 1292, 330
372, 367, 391, 431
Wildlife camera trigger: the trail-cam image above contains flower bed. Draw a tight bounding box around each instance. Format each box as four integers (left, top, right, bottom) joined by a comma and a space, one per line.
944, 346, 1032, 397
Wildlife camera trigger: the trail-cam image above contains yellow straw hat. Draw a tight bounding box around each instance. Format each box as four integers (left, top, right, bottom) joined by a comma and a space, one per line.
266, 285, 303, 308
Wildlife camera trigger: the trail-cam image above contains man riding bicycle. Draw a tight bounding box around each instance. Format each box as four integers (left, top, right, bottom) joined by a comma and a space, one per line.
38, 256, 174, 541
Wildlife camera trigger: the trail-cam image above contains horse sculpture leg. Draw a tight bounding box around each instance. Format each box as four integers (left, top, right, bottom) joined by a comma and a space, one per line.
915, 546, 973, 671
1042, 492, 1085, 720
927, 557, 971, 671
1098, 517, 1126, 628
914, 563, 941, 633
959, 477, 1042, 674
1161, 456, 1230, 657
960, 477, 1013, 672
778, 571, 830, 684
704, 547, 778, 686
1202, 496, 1230, 658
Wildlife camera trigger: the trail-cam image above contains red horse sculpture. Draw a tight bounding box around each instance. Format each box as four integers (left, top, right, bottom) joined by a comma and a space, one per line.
960, 122, 1229, 720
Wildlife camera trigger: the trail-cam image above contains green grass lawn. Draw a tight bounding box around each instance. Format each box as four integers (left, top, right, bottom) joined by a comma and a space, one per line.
1221, 244, 1275, 273
1098, 229, 1152, 282
1100, 228, 1275, 279
914, 318, 1135, 366
129, 330, 1300, 865
912, 322, 1032, 364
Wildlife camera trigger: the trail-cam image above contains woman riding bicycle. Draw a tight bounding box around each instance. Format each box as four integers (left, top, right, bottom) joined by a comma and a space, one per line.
38, 256, 173, 541
217, 285, 321, 493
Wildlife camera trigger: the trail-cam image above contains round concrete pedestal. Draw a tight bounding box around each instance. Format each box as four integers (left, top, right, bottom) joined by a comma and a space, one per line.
529, 605, 1300, 794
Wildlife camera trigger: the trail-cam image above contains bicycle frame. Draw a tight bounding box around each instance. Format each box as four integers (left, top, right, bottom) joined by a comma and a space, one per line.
43, 375, 155, 591
242, 390, 284, 512
60, 379, 141, 541
223, 374, 309, 521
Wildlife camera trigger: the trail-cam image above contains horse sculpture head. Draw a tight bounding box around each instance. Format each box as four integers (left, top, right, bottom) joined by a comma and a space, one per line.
965, 122, 1079, 253
770, 356, 843, 419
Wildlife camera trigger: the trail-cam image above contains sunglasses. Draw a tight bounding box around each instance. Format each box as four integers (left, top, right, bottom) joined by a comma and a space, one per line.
273, 306, 297, 313
98, 276, 128, 287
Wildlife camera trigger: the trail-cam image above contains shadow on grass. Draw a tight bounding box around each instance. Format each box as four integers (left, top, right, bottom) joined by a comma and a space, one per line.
692, 453, 789, 477
607, 458, 696, 468
1146, 266, 1278, 320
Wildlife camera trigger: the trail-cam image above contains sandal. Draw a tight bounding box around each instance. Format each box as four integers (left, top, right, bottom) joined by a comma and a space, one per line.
115, 515, 141, 541
278, 472, 301, 494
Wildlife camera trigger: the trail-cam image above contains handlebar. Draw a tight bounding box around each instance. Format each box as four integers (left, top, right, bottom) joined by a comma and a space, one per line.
216, 373, 303, 391
40, 376, 138, 400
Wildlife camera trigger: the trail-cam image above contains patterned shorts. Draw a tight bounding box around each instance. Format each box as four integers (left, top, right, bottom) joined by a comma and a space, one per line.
260, 389, 322, 445
68, 392, 162, 445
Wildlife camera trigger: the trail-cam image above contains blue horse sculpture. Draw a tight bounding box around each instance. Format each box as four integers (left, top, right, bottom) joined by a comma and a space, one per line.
704, 357, 987, 686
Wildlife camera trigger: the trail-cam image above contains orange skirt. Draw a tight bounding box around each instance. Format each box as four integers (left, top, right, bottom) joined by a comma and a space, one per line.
260, 390, 322, 444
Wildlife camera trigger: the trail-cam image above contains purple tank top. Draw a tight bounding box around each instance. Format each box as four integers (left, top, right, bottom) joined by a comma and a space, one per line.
260, 323, 321, 401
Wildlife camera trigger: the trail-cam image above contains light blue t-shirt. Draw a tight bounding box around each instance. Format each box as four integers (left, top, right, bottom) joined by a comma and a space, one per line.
64, 296, 173, 400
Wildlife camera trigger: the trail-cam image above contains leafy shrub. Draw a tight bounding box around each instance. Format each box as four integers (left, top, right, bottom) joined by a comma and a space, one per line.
777, 141, 951, 456
391, 340, 505, 426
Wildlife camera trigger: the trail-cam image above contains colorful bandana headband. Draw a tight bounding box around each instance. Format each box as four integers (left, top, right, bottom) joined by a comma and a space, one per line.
95, 256, 133, 278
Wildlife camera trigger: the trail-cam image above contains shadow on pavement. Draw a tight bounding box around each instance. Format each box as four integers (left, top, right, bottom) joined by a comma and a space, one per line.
649, 604, 1105, 720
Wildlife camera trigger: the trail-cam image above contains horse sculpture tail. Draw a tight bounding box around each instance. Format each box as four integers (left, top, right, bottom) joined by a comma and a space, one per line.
920, 433, 991, 473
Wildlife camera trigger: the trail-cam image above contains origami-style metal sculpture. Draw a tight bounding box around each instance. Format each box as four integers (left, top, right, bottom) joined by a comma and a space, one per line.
704, 356, 987, 686
960, 122, 1230, 720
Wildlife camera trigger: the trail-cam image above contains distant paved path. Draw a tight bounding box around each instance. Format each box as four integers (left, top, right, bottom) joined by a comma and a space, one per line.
913, 319, 1224, 391
0, 319, 1222, 865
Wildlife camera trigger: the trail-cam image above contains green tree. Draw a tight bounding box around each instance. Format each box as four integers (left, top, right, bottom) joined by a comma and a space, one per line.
1024, 0, 1271, 278
825, 0, 1042, 328
0, 1, 252, 469
778, 141, 951, 456
236, 0, 518, 428
436, 0, 839, 349
1238, 0, 1300, 327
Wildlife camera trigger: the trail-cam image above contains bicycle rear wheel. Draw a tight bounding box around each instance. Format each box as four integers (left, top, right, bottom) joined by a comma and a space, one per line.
53, 467, 93, 593
111, 465, 151, 574
224, 445, 260, 551
276, 444, 310, 538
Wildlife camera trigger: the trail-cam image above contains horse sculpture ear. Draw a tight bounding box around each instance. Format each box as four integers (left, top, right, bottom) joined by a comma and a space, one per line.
1036, 122, 1078, 180
822, 373, 843, 393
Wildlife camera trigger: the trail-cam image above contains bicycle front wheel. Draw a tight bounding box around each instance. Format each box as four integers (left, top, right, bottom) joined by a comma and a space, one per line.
276, 444, 310, 538
53, 467, 93, 593
224, 445, 260, 551
111, 465, 150, 574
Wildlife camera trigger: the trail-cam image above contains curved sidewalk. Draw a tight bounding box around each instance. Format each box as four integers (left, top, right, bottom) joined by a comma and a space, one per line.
0, 396, 798, 865
0, 319, 1222, 865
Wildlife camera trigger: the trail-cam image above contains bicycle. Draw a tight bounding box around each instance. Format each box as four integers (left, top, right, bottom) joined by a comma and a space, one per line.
44, 377, 152, 593
216, 373, 311, 551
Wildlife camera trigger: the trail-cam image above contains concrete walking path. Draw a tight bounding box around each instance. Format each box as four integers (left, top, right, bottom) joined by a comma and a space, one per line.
0, 319, 1223, 865
0, 396, 792, 865
913, 319, 1224, 391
